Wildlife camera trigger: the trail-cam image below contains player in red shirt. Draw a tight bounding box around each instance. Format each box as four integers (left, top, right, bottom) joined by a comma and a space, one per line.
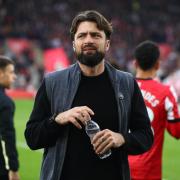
128, 40, 180, 180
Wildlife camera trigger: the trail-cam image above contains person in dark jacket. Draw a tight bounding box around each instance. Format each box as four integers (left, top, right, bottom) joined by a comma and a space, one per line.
25, 10, 153, 180
0, 56, 19, 180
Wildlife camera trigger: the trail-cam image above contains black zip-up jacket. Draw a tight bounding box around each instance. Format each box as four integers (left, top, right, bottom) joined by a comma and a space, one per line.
0, 86, 19, 175
25, 62, 154, 180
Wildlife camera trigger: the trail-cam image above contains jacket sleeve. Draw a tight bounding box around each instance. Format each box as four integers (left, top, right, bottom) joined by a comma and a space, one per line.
0, 100, 19, 171
123, 79, 154, 155
24, 80, 61, 150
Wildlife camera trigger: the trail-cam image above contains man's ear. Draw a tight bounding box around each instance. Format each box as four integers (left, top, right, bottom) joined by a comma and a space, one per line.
134, 59, 138, 68
155, 60, 160, 70
105, 40, 110, 51
72, 41, 75, 51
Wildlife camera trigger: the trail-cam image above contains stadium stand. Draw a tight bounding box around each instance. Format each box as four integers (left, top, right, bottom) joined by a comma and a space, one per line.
0, 0, 180, 101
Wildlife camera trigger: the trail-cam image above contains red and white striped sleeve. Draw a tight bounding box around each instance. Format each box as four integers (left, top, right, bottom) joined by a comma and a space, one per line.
165, 86, 180, 138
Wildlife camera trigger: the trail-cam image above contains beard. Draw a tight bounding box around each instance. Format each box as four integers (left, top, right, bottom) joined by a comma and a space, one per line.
76, 50, 105, 67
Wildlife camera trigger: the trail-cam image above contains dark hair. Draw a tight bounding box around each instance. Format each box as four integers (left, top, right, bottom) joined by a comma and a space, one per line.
70, 10, 113, 40
134, 40, 160, 70
0, 56, 14, 70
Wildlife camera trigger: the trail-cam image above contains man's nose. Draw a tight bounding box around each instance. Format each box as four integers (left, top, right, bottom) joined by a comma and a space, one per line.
84, 34, 94, 43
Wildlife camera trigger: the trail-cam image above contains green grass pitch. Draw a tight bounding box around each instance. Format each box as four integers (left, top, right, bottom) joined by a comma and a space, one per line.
14, 99, 179, 180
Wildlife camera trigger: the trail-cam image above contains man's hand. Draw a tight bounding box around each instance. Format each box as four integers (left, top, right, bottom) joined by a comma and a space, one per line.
92, 129, 125, 155
55, 106, 94, 129
9, 170, 20, 180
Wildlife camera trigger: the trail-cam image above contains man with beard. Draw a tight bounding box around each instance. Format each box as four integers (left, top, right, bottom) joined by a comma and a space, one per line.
24, 10, 153, 180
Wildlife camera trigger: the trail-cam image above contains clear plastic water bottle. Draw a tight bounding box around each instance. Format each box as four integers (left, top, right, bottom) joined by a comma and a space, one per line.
85, 120, 111, 159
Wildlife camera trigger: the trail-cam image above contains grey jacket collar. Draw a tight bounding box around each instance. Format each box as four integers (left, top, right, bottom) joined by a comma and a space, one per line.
70, 61, 119, 85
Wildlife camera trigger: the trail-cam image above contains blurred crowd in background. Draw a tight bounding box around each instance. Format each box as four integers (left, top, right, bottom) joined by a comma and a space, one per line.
0, 0, 180, 101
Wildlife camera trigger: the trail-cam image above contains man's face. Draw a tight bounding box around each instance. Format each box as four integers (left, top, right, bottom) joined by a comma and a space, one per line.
0, 64, 16, 88
73, 21, 110, 67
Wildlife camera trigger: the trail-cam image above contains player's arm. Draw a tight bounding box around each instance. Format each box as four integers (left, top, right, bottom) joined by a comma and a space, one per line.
165, 86, 180, 139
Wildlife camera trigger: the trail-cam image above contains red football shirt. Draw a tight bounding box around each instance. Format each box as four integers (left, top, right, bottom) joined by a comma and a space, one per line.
128, 78, 180, 179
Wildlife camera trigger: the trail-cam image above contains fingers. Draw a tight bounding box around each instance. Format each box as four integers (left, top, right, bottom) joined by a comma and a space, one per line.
92, 130, 111, 154
92, 129, 108, 144
72, 106, 94, 127
76, 106, 94, 121
81, 106, 94, 116
69, 117, 82, 129
75, 110, 90, 125
55, 106, 94, 129
95, 136, 112, 155
91, 130, 125, 155
81, 110, 91, 122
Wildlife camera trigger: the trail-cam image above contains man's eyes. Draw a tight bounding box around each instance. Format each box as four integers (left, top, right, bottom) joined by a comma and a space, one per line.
93, 34, 101, 38
77, 33, 102, 38
77, 34, 84, 38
